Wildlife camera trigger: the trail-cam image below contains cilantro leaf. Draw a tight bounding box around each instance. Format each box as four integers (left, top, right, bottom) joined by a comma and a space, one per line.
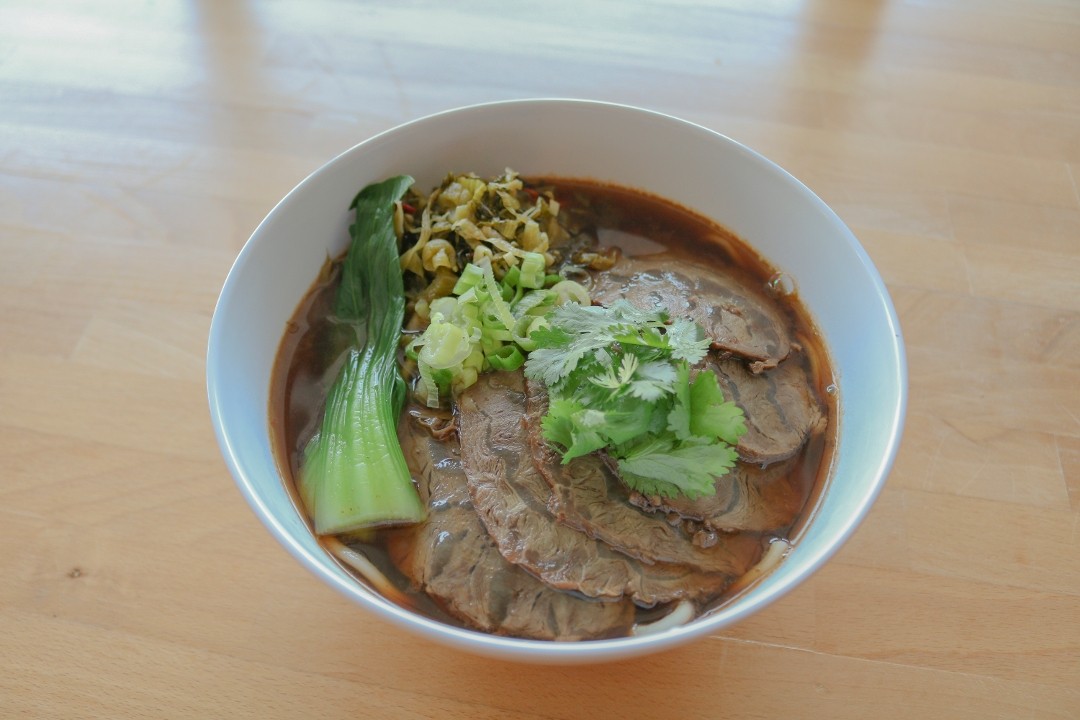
526, 326, 587, 386
665, 318, 711, 363
665, 362, 694, 440
628, 360, 677, 401
666, 362, 747, 444
588, 353, 640, 392
528, 298, 748, 499
689, 369, 746, 444
541, 398, 607, 462
592, 399, 655, 445
617, 440, 738, 499
528, 324, 572, 350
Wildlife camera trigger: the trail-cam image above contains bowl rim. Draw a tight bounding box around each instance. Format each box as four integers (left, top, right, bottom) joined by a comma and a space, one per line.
207, 97, 908, 662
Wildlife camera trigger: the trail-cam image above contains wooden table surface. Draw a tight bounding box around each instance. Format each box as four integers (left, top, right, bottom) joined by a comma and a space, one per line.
3, 0, 1078, 717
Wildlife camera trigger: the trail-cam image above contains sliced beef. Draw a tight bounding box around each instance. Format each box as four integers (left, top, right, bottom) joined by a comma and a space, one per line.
589, 253, 791, 369
627, 456, 807, 532
457, 372, 741, 607
705, 355, 827, 466
522, 378, 762, 573
386, 409, 634, 640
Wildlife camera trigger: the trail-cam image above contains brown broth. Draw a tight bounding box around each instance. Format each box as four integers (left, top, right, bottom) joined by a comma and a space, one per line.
269, 177, 837, 636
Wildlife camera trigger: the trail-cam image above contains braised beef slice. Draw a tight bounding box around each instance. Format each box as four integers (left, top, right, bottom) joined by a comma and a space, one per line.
589, 254, 791, 368
626, 455, 807, 532
522, 378, 761, 573
706, 355, 826, 466
386, 410, 633, 640
456, 371, 738, 607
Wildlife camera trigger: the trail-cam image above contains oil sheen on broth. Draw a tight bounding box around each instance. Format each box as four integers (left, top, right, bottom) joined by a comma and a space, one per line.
270, 178, 836, 639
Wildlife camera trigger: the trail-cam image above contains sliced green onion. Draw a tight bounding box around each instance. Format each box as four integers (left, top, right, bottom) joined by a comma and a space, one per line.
417, 319, 473, 369
483, 328, 514, 344
452, 366, 479, 393
457, 300, 480, 321
481, 264, 518, 332
519, 251, 546, 289
502, 265, 522, 289
489, 344, 525, 371
428, 296, 457, 318
463, 347, 486, 371
452, 263, 486, 295
520, 289, 558, 316
430, 367, 453, 396
551, 279, 590, 305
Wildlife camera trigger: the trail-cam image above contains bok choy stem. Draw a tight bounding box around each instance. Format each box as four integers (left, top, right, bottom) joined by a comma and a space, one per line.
298, 175, 426, 535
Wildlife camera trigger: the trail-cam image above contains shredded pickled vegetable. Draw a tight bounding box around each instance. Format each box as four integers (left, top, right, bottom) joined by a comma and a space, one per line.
398, 169, 567, 325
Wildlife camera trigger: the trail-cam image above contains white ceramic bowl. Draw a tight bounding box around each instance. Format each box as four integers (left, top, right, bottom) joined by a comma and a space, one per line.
207, 99, 906, 663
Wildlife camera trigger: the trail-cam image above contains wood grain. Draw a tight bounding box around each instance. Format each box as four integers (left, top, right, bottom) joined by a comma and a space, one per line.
2, 0, 1078, 717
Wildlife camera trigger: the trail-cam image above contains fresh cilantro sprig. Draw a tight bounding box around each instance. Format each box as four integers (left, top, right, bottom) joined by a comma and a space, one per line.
523, 301, 746, 499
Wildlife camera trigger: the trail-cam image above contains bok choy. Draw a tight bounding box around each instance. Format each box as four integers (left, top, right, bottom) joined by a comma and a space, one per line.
298, 175, 426, 535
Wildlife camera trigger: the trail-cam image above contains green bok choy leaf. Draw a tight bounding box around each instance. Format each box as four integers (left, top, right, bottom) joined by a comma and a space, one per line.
298, 175, 426, 535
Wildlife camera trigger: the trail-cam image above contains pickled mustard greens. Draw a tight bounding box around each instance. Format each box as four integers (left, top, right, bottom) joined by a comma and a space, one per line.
298, 175, 425, 534
398, 169, 565, 304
